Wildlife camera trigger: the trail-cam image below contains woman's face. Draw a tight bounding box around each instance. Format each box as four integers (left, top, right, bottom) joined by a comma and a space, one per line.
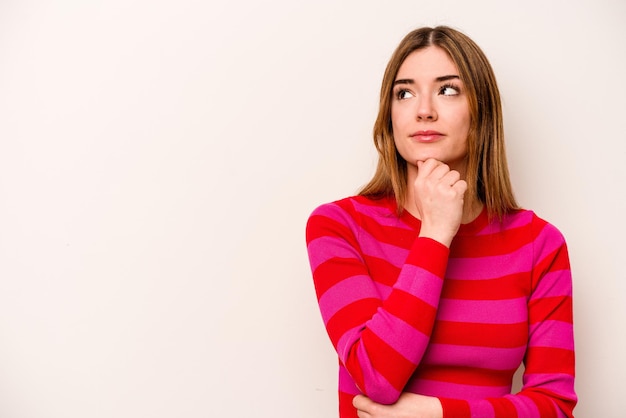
391, 46, 471, 175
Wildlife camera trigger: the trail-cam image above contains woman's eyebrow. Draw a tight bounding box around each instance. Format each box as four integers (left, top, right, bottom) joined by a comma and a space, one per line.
393, 75, 460, 85
393, 78, 414, 85
436, 75, 460, 82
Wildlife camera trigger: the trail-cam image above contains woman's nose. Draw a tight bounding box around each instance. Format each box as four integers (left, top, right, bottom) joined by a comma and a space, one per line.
416, 97, 437, 120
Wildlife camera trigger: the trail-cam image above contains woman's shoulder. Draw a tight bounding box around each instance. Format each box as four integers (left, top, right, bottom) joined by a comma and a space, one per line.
503, 208, 567, 243
309, 194, 396, 218
306, 194, 401, 234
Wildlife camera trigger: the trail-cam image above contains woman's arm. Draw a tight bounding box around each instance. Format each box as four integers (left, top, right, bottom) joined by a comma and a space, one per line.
306, 160, 468, 405
306, 200, 449, 405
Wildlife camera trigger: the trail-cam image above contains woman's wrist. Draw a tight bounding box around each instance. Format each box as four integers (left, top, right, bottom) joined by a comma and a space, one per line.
418, 224, 456, 248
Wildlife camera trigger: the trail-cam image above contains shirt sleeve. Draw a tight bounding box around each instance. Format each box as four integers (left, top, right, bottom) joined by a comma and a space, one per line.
306, 201, 450, 405
439, 217, 577, 418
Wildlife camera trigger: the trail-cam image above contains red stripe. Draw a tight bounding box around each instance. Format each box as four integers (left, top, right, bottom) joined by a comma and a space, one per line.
440, 398, 471, 417
360, 216, 417, 247
385, 290, 437, 335
532, 244, 570, 287
362, 255, 400, 287
405, 238, 449, 276
489, 397, 519, 417
306, 214, 357, 247
339, 391, 359, 418
357, 329, 415, 392
313, 258, 369, 299
442, 273, 530, 300
524, 347, 575, 375
529, 296, 573, 324
325, 299, 380, 348
416, 364, 514, 387
335, 197, 416, 249
451, 220, 538, 257
431, 321, 528, 348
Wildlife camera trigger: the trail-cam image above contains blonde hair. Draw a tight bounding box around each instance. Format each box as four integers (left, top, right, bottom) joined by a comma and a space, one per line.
359, 26, 518, 219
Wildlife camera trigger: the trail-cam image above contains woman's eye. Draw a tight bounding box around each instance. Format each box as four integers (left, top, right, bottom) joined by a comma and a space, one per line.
396, 89, 414, 100
440, 85, 460, 96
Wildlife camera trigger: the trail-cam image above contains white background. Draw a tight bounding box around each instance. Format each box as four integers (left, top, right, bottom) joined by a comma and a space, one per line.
0, 0, 624, 417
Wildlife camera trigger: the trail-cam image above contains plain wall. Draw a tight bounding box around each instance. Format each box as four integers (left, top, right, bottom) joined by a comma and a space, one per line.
0, 0, 624, 417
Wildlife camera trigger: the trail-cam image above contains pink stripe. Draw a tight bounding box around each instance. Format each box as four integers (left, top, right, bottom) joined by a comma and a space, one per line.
318, 275, 378, 324
356, 343, 400, 404
307, 236, 362, 271
406, 378, 509, 399
310, 202, 357, 227
533, 222, 566, 263
529, 320, 574, 350
478, 210, 533, 235
423, 343, 526, 370
336, 325, 363, 362
529, 270, 572, 300
358, 229, 409, 267
367, 315, 429, 364
436, 297, 528, 324
375, 282, 393, 300
352, 199, 412, 229
446, 242, 532, 280
338, 364, 361, 394
394, 265, 443, 307
506, 394, 541, 418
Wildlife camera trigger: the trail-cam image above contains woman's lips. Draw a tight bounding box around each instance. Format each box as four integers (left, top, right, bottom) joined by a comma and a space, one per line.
410, 130, 444, 142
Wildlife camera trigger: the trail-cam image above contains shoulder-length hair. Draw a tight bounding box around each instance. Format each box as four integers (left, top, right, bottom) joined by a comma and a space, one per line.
359, 26, 518, 220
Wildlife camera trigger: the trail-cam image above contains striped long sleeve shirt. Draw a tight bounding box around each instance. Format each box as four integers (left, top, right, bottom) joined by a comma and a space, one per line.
306, 195, 576, 418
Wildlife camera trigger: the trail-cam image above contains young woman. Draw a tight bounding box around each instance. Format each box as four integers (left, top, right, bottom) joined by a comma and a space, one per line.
306, 26, 576, 418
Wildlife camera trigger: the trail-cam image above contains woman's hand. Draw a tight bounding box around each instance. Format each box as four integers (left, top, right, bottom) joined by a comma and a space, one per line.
353, 392, 443, 418
413, 158, 466, 247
